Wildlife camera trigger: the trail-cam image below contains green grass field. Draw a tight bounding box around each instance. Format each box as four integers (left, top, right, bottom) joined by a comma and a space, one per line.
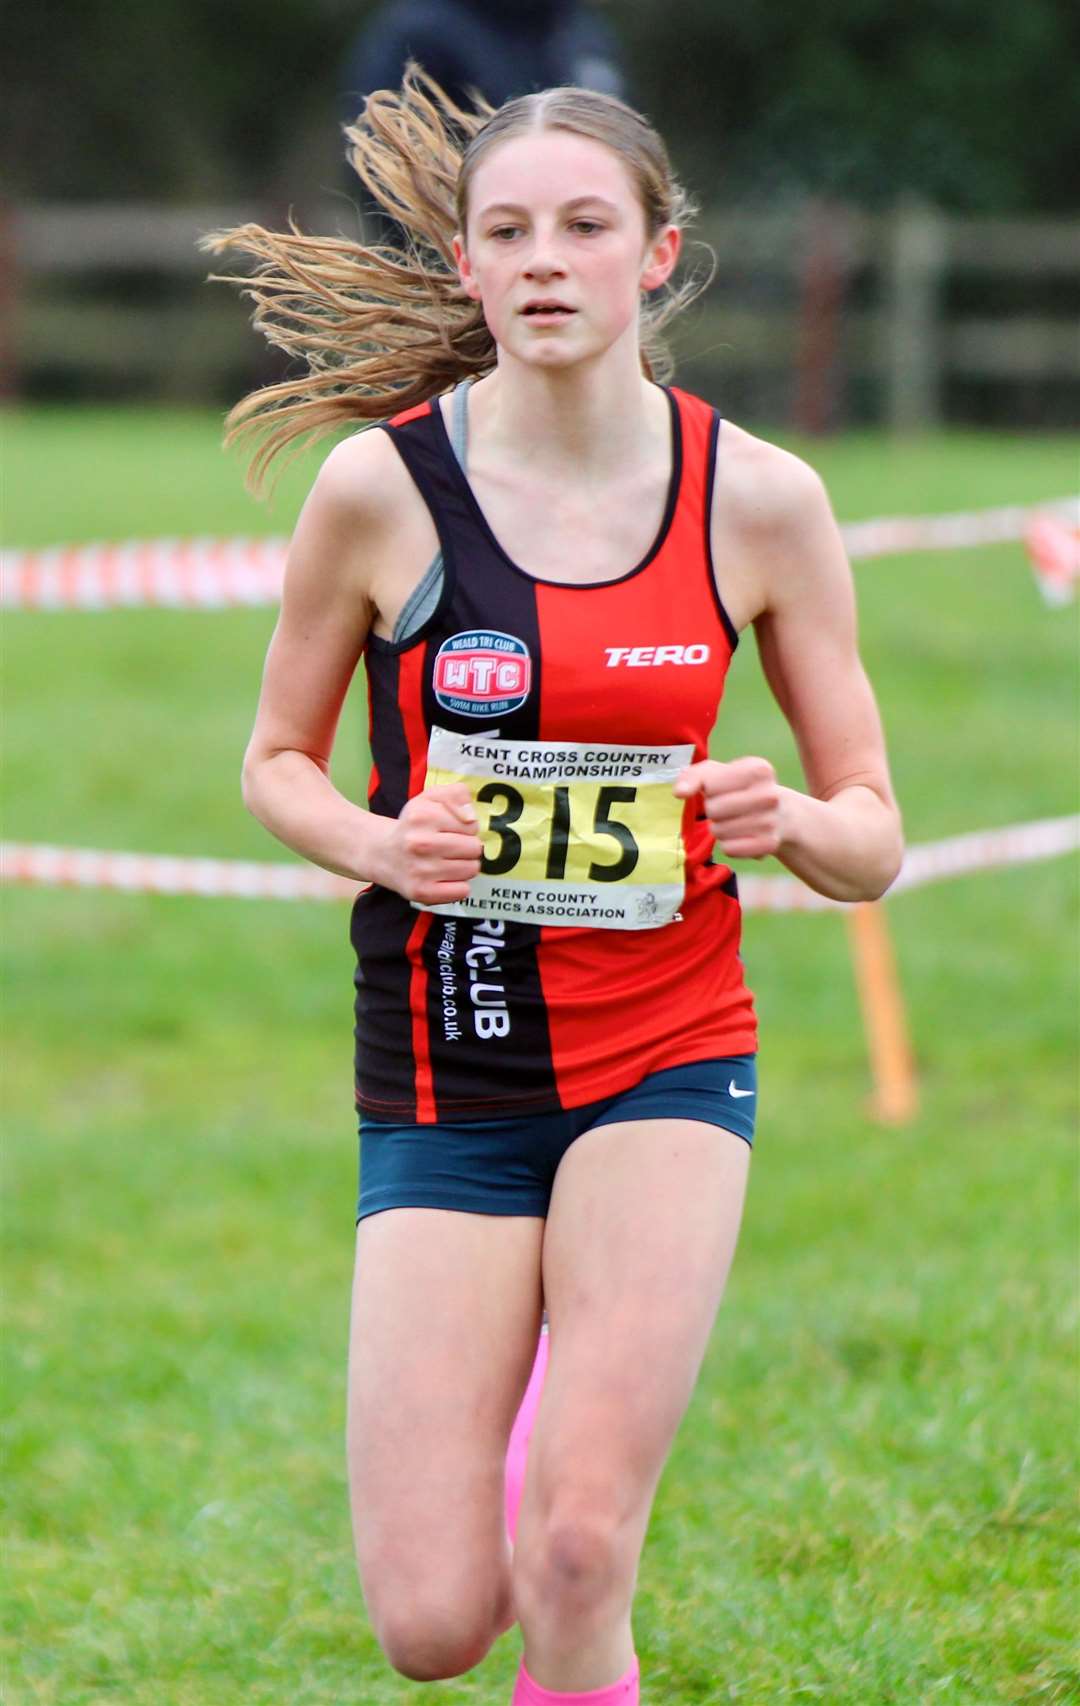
3, 408, 1078, 1705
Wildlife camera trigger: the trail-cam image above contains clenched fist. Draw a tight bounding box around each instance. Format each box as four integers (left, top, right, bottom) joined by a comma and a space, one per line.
673, 757, 785, 860
377, 783, 483, 904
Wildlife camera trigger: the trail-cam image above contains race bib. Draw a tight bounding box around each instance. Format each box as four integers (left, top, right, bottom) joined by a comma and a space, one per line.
421, 726, 694, 930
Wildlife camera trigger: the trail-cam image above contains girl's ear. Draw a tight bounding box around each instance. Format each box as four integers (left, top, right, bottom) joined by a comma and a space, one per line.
640, 224, 681, 294
453, 234, 482, 301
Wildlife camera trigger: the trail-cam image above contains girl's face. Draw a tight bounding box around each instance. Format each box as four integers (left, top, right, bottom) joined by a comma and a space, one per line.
455, 129, 680, 372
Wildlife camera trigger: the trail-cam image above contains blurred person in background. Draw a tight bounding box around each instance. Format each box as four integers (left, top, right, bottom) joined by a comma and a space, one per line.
342, 0, 625, 112
340, 0, 625, 236
205, 67, 901, 1704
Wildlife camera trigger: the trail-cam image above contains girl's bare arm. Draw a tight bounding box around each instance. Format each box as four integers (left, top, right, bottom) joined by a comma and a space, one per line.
241, 433, 482, 899
678, 442, 903, 902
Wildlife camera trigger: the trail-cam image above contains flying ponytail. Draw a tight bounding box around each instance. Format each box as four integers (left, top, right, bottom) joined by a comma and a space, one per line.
202, 65, 707, 493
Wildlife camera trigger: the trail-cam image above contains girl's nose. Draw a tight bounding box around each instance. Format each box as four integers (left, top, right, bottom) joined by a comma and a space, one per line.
523, 236, 566, 281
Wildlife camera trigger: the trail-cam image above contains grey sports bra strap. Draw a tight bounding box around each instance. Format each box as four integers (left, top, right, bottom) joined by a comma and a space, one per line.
450, 377, 471, 467
389, 380, 471, 645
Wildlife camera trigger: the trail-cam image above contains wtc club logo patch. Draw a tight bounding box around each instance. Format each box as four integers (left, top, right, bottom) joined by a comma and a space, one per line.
433, 630, 533, 717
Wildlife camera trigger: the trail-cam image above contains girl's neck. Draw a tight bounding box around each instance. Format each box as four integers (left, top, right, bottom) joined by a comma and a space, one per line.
469, 350, 668, 481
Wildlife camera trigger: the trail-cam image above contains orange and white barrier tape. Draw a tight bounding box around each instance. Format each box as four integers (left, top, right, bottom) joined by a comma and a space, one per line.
3, 816, 1075, 908
3, 498, 1077, 611
0, 537, 288, 610
0, 843, 354, 901
736, 814, 1079, 912
839, 496, 1076, 562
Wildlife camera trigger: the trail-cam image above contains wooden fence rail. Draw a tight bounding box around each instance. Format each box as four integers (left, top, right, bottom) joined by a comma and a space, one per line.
7, 200, 1079, 425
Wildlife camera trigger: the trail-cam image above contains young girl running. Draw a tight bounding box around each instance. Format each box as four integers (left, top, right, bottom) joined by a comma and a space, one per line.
205, 71, 902, 1703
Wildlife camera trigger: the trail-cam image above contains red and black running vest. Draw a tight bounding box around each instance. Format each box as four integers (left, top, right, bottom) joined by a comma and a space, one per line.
352, 386, 757, 1121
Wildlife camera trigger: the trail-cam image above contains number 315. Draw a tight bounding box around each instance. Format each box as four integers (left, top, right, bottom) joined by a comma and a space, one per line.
476, 782, 639, 882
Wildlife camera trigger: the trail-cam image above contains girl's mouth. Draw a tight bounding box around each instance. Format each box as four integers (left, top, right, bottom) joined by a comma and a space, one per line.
521, 302, 576, 317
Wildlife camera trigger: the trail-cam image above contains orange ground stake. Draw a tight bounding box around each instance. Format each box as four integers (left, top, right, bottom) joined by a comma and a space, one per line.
846, 901, 919, 1124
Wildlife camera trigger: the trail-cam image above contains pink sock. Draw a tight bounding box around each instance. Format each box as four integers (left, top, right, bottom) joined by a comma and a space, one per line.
505, 1323, 549, 1542
511, 1656, 640, 1705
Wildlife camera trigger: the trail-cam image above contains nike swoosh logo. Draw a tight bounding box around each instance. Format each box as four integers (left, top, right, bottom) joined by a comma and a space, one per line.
727, 1081, 755, 1098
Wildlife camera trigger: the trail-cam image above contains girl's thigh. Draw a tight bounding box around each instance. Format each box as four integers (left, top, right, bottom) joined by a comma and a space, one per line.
530, 1119, 750, 1528
347, 1207, 544, 1605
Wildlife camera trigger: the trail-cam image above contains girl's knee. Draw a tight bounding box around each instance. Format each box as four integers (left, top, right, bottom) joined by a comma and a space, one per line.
360, 1548, 512, 1680
371, 1596, 501, 1681
513, 1496, 636, 1620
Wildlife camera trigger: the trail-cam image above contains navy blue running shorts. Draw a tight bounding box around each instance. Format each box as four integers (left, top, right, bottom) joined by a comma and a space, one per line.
356, 1055, 757, 1222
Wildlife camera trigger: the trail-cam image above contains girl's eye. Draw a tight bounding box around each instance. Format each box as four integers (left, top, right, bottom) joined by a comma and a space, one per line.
571, 220, 603, 235
490, 226, 522, 241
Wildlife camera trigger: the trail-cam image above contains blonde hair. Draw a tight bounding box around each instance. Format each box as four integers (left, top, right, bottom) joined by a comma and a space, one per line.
201, 66, 708, 492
